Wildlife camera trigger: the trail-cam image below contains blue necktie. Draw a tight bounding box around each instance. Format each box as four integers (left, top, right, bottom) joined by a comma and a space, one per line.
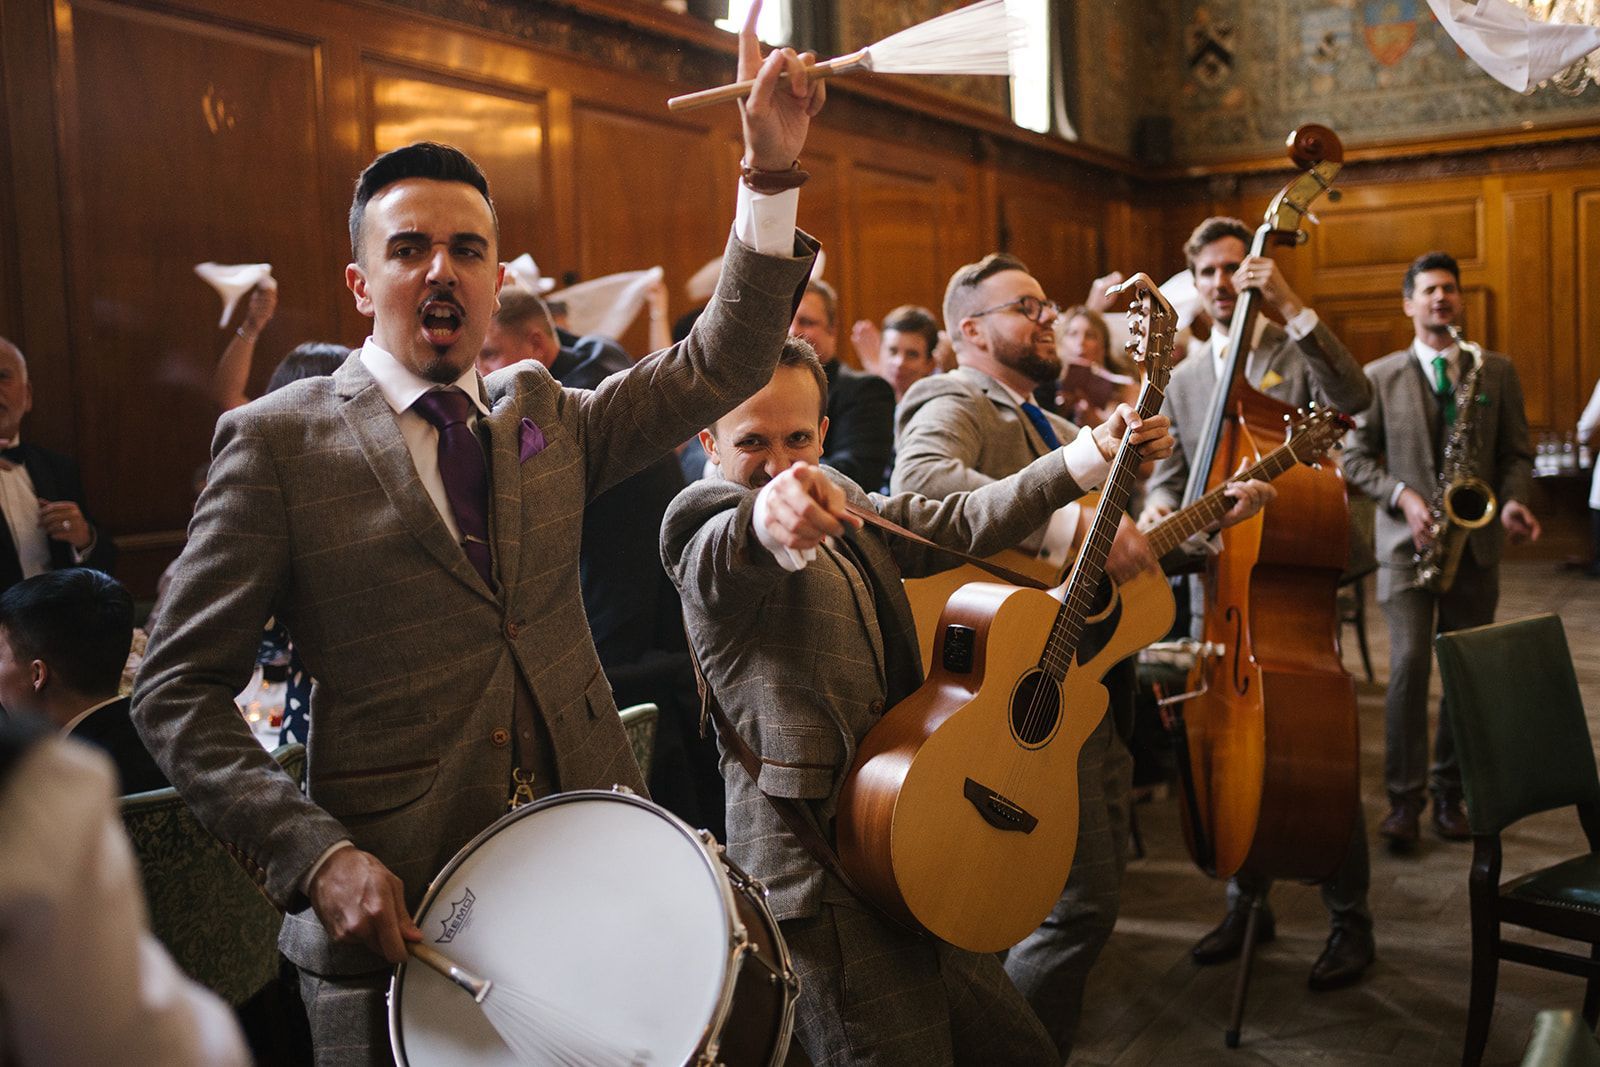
1020, 401, 1062, 450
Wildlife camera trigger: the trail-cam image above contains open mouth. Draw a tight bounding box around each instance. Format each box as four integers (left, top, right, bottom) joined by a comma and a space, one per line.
420, 299, 464, 347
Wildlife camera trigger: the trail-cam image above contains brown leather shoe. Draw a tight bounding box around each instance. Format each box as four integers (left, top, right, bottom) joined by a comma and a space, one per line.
1433, 795, 1471, 840
1378, 798, 1422, 851
1308, 924, 1375, 991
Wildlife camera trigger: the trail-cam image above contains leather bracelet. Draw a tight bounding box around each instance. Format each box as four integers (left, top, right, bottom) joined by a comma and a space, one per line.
740, 160, 809, 195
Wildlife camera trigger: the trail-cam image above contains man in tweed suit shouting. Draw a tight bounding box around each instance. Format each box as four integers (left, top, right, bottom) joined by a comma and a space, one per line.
132, 19, 826, 1064
663, 340, 1173, 1066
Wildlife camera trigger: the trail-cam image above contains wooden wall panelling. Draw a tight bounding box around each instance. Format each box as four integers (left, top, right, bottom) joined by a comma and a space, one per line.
1500, 184, 1553, 429
570, 102, 726, 358
362, 58, 556, 308
994, 173, 1105, 314
1579, 186, 1600, 429
5, 0, 76, 450
53, 0, 332, 591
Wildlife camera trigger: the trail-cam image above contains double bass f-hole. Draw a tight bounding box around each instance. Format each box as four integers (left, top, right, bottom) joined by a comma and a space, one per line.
1225, 606, 1250, 697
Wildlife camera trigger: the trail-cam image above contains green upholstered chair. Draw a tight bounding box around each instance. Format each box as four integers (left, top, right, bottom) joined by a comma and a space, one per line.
1436, 615, 1600, 1067
120, 742, 305, 1007
1522, 1010, 1600, 1067
618, 702, 659, 783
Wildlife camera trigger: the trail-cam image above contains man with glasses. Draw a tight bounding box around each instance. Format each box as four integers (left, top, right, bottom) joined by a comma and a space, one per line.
892, 253, 1274, 1057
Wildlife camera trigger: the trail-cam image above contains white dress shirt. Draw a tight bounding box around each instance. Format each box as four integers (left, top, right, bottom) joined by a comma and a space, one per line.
1207, 307, 1320, 383
0, 441, 52, 580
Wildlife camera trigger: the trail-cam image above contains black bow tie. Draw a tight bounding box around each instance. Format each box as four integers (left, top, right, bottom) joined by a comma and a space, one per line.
0, 446, 24, 465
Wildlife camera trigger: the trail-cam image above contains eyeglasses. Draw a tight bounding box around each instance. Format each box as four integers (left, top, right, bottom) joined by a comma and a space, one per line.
968, 295, 1062, 325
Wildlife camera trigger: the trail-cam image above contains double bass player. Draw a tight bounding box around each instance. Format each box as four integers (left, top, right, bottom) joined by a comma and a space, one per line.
1139, 217, 1378, 991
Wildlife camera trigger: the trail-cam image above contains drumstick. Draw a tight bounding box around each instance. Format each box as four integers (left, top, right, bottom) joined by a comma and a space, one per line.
406, 943, 650, 1066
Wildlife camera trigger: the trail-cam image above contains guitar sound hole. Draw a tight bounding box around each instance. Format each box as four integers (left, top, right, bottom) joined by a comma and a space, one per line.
1010, 670, 1061, 747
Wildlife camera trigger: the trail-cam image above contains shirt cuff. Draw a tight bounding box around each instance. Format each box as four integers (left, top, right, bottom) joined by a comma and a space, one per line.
1062, 425, 1112, 490
734, 184, 801, 257
71, 529, 97, 563
1389, 481, 1409, 510
301, 839, 354, 895
1285, 306, 1320, 340
752, 482, 817, 572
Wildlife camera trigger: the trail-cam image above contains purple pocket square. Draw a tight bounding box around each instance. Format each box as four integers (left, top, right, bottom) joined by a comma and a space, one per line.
519, 418, 547, 462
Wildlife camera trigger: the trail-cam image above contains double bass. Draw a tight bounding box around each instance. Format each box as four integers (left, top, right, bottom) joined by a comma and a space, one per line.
1174, 127, 1358, 919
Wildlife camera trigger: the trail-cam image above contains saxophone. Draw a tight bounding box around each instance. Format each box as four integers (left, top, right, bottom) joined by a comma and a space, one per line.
1413, 325, 1497, 593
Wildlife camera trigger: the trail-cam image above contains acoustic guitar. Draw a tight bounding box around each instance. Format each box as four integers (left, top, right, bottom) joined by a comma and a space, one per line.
835, 275, 1176, 952
902, 407, 1356, 673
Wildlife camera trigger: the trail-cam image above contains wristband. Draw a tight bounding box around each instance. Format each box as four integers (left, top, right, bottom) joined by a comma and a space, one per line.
740, 160, 809, 195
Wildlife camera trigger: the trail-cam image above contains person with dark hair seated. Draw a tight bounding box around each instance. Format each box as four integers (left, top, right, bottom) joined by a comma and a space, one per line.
0, 567, 166, 795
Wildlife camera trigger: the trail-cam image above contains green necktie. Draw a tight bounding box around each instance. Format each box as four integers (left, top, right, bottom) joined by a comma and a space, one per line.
1432, 354, 1457, 425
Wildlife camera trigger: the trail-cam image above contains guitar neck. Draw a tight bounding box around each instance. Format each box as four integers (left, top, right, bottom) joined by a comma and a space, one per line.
1039, 376, 1167, 680
1147, 436, 1303, 558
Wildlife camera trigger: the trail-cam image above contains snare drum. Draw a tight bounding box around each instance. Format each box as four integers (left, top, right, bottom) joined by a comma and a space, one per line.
389, 789, 797, 1066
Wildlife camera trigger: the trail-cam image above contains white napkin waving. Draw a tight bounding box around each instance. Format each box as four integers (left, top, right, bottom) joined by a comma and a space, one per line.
548, 267, 665, 341
1424, 0, 1600, 92
195, 262, 275, 328
502, 253, 557, 295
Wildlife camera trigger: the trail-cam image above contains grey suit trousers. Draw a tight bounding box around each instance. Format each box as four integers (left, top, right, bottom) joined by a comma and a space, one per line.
1226, 805, 1373, 931
298, 971, 391, 1067
1380, 556, 1498, 801
782, 895, 1057, 1067
1002, 712, 1131, 1058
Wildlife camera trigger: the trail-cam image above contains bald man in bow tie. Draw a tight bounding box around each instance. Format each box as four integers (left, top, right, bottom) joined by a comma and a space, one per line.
0, 337, 115, 594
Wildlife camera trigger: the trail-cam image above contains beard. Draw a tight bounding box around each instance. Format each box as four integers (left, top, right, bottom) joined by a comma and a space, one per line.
993, 332, 1062, 386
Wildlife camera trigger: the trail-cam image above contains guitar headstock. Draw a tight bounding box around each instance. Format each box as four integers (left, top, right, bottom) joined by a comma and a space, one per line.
1284, 406, 1355, 464
1261, 125, 1344, 247
1105, 272, 1177, 394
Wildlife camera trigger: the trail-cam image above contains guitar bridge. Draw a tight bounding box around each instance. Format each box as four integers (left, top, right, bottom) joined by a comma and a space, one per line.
963, 777, 1038, 834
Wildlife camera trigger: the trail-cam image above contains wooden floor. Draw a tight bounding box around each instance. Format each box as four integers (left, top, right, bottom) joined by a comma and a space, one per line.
1074, 560, 1600, 1066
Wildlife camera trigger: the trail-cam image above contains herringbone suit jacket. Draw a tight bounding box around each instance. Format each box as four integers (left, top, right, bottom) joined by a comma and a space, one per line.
891, 367, 1078, 555
133, 231, 816, 975
662, 454, 1090, 921
1340, 347, 1533, 602
1144, 319, 1372, 515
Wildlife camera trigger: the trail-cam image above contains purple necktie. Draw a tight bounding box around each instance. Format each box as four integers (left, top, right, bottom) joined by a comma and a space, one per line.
411, 388, 495, 589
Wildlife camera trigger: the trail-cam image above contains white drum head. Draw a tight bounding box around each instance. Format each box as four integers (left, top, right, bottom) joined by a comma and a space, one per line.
393, 792, 734, 1067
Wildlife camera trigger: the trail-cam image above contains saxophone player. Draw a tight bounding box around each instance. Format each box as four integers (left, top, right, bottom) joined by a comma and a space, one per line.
1343, 251, 1539, 850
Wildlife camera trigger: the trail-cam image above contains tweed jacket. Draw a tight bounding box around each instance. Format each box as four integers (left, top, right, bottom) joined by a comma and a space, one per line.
891, 366, 1078, 555
1341, 347, 1533, 601
663, 455, 1089, 921
133, 230, 816, 975
1143, 318, 1372, 515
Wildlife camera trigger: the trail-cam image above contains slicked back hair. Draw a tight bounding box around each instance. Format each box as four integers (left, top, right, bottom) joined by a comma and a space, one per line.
0, 569, 133, 697
1183, 217, 1253, 267
348, 142, 497, 262
943, 253, 1031, 347
882, 305, 940, 357
1403, 251, 1461, 298
779, 336, 830, 422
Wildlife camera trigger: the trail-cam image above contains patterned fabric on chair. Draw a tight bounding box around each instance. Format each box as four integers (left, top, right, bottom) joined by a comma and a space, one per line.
618, 702, 659, 784
120, 743, 305, 1007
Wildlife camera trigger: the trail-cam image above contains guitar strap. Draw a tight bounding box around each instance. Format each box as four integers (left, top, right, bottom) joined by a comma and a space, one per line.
842, 503, 1051, 590
682, 499, 1058, 935
686, 639, 918, 933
